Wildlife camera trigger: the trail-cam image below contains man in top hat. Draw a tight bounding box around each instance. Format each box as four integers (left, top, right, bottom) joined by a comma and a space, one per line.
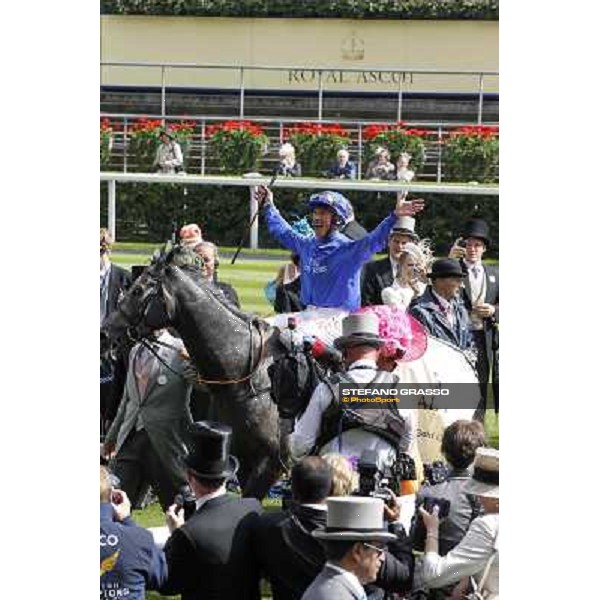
160, 421, 263, 600
361, 216, 419, 306
257, 186, 424, 312
449, 219, 499, 415
301, 496, 397, 600
290, 313, 414, 472
409, 259, 473, 351
101, 228, 133, 432
153, 129, 184, 174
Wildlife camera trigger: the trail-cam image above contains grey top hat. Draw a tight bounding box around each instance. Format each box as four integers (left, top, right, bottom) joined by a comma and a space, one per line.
313, 497, 396, 542
390, 216, 419, 240
333, 313, 384, 350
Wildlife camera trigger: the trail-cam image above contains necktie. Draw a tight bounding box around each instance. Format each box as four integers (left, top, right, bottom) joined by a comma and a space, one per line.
136, 347, 156, 399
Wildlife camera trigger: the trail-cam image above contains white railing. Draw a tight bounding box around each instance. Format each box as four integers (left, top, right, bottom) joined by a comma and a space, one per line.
100, 113, 499, 184
101, 61, 499, 123
100, 172, 499, 246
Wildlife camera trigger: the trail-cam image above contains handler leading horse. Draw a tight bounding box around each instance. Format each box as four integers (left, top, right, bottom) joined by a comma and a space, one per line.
101, 245, 286, 500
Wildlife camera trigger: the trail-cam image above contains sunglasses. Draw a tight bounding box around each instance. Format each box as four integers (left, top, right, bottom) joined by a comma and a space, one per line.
362, 542, 385, 557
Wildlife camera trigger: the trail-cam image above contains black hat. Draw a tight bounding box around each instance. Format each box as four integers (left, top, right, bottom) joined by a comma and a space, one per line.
160, 129, 176, 140
184, 421, 239, 480
461, 219, 490, 247
428, 258, 466, 280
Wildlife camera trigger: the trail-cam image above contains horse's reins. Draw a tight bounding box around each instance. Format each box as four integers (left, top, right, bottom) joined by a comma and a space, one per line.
129, 278, 268, 387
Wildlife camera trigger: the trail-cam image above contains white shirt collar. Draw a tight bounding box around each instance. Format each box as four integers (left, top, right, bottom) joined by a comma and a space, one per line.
325, 562, 365, 597
194, 485, 227, 511
348, 358, 378, 371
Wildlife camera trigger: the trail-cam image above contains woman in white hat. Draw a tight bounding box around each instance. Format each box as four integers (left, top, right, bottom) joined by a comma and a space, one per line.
419, 447, 499, 599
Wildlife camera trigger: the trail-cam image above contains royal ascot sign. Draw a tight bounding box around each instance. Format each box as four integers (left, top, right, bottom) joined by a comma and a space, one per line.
287, 69, 414, 86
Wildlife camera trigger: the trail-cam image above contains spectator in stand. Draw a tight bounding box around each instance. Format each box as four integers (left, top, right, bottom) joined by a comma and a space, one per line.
101, 328, 194, 511
409, 259, 473, 352
257, 187, 424, 312
100, 228, 133, 433
419, 448, 499, 600
193, 241, 241, 308
380, 241, 430, 310
100, 466, 168, 600
327, 148, 357, 179
361, 216, 420, 307
278, 142, 302, 177
179, 223, 203, 248
395, 152, 415, 184
365, 146, 395, 180
153, 129, 184, 174
161, 421, 263, 600
449, 218, 499, 417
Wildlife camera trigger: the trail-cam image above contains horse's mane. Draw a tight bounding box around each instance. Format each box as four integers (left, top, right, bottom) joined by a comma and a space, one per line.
159, 243, 269, 329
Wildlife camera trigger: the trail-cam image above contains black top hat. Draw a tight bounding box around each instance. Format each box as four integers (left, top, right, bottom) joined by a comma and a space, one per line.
461, 218, 490, 247
184, 421, 239, 480
428, 258, 466, 280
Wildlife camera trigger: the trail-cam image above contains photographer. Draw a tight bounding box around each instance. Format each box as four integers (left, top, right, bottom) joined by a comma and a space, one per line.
414, 420, 487, 556
410, 420, 487, 599
100, 466, 167, 600
257, 455, 413, 600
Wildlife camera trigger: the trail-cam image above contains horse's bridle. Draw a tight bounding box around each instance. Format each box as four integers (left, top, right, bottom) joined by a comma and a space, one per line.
120, 272, 268, 388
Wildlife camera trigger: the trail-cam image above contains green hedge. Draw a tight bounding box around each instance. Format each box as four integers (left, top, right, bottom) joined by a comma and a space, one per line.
100, 1, 499, 20
100, 182, 499, 258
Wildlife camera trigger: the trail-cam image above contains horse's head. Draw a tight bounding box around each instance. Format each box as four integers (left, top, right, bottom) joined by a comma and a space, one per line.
100, 243, 203, 357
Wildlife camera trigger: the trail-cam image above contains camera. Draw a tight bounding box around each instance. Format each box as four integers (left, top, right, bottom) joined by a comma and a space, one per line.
423, 461, 450, 486
356, 450, 395, 507
174, 484, 197, 522
411, 496, 452, 552
393, 452, 417, 483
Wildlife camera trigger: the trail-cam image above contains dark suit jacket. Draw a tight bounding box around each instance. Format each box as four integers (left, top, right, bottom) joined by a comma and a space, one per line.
162, 495, 263, 600
409, 287, 473, 350
215, 280, 241, 308
107, 263, 132, 316
361, 257, 394, 306
257, 503, 413, 600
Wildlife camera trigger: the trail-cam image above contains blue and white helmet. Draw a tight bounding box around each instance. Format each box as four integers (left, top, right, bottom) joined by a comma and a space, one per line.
307, 191, 352, 227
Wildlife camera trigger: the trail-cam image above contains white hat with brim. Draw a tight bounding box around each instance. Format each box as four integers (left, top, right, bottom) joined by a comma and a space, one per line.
312, 497, 397, 543
464, 447, 499, 499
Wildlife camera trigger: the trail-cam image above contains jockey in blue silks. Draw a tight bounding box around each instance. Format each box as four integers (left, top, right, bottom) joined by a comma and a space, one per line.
257, 187, 425, 312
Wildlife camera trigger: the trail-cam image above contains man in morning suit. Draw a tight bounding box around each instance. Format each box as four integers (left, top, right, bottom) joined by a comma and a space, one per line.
161, 421, 263, 600
449, 218, 499, 416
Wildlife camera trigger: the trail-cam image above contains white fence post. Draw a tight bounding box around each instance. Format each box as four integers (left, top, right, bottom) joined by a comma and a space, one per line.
108, 180, 116, 240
